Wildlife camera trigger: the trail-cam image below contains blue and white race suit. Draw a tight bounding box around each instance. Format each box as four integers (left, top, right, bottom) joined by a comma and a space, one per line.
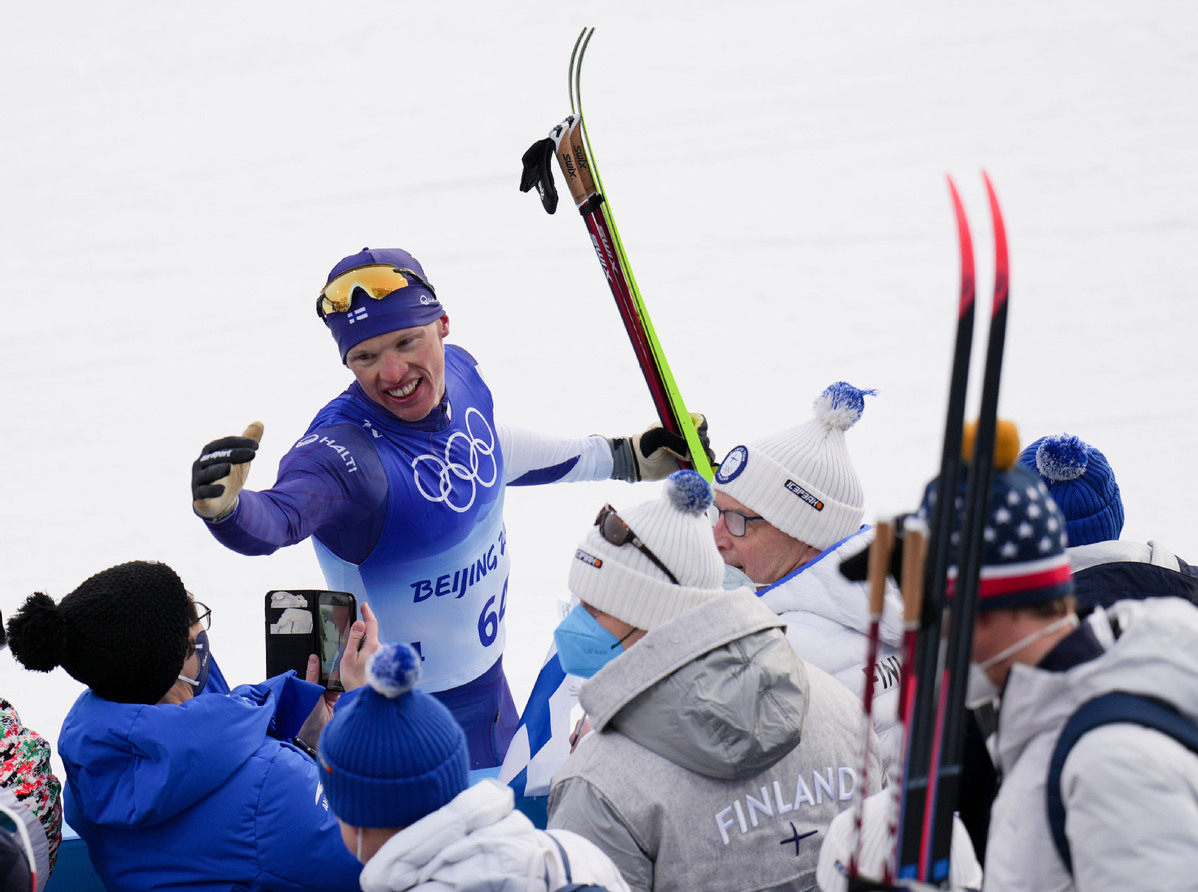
205, 345, 613, 765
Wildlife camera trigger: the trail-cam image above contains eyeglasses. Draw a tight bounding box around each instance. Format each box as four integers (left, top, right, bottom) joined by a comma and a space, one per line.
315, 264, 436, 318
707, 505, 764, 538
192, 601, 212, 632
594, 504, 680, 585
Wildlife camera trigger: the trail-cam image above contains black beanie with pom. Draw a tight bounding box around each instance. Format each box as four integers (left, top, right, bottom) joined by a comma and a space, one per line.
6, 560, 192, 705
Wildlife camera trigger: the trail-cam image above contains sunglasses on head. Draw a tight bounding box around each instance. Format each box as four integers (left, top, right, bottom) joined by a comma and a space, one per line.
594, 504, 680, 585
315, 264, 436, 318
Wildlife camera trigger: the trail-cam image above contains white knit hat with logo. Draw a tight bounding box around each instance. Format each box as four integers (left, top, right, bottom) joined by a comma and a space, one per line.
568, 471, 727, 630
713, 381, 875, 551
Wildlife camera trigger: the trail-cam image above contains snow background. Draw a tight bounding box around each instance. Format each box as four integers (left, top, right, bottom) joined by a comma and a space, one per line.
4, 1, 1197, 786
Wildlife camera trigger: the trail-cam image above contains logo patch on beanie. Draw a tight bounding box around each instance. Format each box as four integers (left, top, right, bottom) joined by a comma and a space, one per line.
785, 480, 824, 511
575, 549, 603, 569
715, 446, 748, 483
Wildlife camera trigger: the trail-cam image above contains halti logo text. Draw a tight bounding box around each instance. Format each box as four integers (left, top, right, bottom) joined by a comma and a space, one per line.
295, 434, 358, 474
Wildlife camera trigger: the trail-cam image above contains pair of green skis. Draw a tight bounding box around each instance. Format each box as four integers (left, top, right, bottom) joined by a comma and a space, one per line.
519, 28, 713, 481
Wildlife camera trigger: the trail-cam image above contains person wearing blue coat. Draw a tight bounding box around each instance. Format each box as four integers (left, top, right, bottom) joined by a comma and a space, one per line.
6, 560, 372, 892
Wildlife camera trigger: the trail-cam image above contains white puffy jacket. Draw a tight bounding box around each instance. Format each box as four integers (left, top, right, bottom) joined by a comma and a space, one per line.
759, 526, 905, 761
985, 598, 1198, 891
359, 779, 629, 892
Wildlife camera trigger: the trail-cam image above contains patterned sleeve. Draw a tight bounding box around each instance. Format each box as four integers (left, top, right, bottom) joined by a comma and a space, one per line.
0, 698, 63, 877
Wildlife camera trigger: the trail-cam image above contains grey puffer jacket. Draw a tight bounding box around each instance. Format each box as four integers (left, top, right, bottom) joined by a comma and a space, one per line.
548, 591, 884, 892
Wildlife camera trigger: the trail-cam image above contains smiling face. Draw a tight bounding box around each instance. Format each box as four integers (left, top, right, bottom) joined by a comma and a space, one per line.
712, 491, 821, 586
345, 315, 450, 422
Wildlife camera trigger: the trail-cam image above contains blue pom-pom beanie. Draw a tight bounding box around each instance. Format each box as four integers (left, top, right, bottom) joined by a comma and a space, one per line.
568, 470, 727, 630
320, 247, 446, 362
1017, 433, 1124, 547
318, 641, 468, 828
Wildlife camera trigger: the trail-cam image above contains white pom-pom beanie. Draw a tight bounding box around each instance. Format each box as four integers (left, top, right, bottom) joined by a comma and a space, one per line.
569, 470, 727, 630
713, 381, 875, 550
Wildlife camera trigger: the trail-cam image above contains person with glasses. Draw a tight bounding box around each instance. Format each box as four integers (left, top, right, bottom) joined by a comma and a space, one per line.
190, 246, 712, 771
710, 381, 905, 761
6, 560, 376, 892
547, 471, 883, 891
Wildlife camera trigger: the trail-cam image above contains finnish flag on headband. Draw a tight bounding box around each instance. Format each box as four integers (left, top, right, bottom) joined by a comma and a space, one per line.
498, 642, 582, 797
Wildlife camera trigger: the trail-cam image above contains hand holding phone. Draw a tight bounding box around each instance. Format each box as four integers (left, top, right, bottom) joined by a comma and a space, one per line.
332, 602, 380, 691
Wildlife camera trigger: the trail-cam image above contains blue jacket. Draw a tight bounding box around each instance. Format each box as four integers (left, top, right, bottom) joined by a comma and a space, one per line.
58, 673, 362, 892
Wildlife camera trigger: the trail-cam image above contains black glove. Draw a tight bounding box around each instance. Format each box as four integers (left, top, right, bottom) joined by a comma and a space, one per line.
609, 414, 714, 482
192, 422, 264, 521
519, 137, 559, 215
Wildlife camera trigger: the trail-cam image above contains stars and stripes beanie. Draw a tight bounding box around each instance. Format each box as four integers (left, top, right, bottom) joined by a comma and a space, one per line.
1017, 433, 1124, 547
319, 641, 468, 828
569, 471, 727, 630
320, 247, 445, 362
713, 381, 875, 550
920, 420, 1074, 611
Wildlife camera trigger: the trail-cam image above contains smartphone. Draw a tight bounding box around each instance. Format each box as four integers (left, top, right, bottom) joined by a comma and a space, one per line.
265, 590, 357, 690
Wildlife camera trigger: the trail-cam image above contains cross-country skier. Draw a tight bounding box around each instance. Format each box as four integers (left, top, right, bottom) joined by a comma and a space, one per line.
190, 247, 711, 769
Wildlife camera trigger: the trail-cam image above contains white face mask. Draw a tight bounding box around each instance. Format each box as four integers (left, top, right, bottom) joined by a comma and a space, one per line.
965, 612, 1080, 709
722, 564, 768, 591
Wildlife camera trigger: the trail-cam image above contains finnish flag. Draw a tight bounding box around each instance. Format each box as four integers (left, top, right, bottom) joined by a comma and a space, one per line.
498, 642, 582, 797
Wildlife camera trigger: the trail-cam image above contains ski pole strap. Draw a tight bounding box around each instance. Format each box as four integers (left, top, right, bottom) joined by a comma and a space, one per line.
1046, 691, 1198, 875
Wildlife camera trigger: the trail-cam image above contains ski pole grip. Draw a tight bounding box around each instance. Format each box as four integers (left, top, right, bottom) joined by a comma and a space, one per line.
901, 526, 928, 625
868, 521, 895, 618
551, 115, 597, 209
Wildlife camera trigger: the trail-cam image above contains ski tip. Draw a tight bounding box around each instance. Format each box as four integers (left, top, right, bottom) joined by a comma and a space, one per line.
981, 169, 1010, 304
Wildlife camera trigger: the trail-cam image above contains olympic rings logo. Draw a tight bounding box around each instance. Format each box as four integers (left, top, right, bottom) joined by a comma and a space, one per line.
411, 407, 498, 513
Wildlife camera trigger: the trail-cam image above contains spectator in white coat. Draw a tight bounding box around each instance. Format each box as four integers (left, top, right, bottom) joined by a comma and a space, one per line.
319, 641, 629, 892
711, 382, 904, 759
931, 421, 1198, 891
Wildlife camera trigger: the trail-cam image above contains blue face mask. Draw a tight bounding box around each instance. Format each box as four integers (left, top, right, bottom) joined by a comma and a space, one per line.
554, 605, 624, 679
178, 629, 211, 694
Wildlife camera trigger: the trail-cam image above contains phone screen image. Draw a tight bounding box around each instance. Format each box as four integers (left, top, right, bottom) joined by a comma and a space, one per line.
264, 590, 356, 689
317, 594, 355, 691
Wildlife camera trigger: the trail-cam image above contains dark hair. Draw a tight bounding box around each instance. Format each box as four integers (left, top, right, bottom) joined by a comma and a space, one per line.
1017, 594, 1076, 620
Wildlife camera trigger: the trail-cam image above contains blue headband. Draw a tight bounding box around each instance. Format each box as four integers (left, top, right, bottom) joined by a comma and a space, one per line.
320, 248, 445, 362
